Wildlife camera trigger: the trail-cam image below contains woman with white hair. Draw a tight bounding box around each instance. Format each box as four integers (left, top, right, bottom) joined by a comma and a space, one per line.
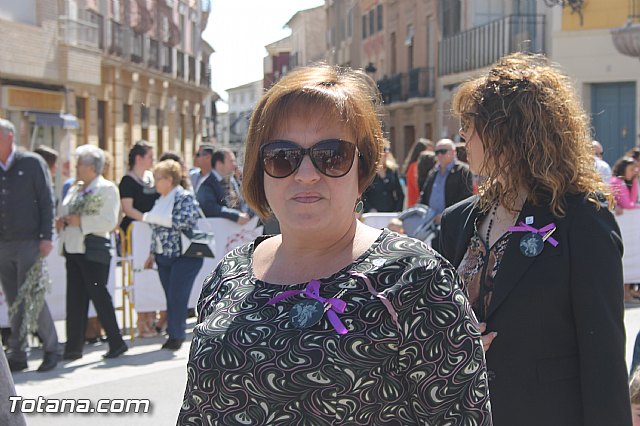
57, 144, 128, 360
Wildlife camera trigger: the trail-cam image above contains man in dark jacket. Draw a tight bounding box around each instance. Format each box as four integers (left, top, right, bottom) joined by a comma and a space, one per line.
419, 138, 473, 252
196, 148, 250, 224
0, 118, 59, 373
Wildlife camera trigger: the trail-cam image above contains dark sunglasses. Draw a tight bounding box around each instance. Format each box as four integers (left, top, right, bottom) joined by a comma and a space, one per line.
435, 148, 450, 155
260, 139, 357, 178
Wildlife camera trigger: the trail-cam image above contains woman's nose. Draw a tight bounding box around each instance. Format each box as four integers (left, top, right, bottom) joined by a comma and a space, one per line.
294, 155, 320, 182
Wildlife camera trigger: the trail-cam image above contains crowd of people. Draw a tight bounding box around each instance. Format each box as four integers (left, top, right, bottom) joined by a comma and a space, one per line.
0, 119, 253, 374
1, 50, 640, 425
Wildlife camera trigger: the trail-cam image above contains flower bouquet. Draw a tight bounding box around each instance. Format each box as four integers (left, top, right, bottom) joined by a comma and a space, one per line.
9, 257, 51, 342
70, 184, 103, 216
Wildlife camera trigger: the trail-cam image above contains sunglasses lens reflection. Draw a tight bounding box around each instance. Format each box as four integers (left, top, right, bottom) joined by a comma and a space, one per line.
312, 140, 356, 177
261, 143, 303, 178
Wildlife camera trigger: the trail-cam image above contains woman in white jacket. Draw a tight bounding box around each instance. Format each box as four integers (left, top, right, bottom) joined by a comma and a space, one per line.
58, 145, 127, 360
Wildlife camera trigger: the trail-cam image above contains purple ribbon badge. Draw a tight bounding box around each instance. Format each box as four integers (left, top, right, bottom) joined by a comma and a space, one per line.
267, 279, 348, 335
508, 222, 558, 257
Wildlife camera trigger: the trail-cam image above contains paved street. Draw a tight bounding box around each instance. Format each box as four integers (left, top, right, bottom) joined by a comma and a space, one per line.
11, 319, 193, 426
8, 306, 640, 425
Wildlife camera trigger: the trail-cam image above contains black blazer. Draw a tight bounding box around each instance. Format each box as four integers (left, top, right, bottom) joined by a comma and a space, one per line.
196, 173, 242, 222
362, 168, 404, 212
419, 161, 473, 210
440, 194, 631, 426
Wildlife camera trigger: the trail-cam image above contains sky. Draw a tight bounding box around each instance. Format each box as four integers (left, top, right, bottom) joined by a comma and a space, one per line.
202, 0, 325, 112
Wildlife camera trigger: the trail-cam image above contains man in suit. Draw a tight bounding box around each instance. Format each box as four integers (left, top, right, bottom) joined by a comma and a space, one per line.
190, 144, 215, 193
419, 138, 473, 251
197, 148, 250, 224
0, 118, 60, 372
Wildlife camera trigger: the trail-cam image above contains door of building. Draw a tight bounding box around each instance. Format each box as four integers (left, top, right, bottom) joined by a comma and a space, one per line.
591, 82, 636, 166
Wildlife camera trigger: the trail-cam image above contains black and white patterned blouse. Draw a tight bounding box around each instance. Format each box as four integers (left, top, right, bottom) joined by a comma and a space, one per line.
179, 230, 492, 425
149, 186, 200, 258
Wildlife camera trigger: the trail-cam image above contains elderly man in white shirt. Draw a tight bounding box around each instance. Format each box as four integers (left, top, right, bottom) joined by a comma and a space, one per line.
593, 140, 612, 182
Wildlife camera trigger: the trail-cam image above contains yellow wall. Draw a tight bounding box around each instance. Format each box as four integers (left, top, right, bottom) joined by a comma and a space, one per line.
562, 0, 629, 30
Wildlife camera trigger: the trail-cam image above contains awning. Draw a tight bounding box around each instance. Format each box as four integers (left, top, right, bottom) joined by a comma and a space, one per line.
27, 111, 79, 129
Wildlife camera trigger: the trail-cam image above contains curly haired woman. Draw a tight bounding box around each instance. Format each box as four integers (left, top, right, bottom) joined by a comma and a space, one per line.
440, 52, 631, 426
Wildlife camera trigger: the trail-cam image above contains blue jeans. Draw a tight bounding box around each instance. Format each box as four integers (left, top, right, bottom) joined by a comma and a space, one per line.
154, 255, 203, 340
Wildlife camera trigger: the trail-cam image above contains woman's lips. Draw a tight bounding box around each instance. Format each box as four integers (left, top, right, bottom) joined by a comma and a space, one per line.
292, 193, 322, 203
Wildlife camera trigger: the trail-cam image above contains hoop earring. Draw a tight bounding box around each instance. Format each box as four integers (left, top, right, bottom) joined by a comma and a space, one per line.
354, 199, 364, 214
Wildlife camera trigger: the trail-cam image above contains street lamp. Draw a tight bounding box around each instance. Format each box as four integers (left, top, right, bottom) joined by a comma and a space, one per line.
365, 62, 377, 74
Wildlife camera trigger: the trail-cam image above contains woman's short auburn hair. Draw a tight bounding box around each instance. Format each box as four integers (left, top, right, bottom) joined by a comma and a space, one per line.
242, 64, 385, 218
153, 159, 182, 187
452, 52, 610, 216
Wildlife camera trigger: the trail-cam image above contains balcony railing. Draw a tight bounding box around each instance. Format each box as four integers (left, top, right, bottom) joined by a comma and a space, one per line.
58, 16, 99, 49
408, 67, 435, 99
177, 51, 185, 79
131, 32, 144, 63
188, 55, 196, 82
148, 38, 160, 69
377, 67, 435, 105
289, 52, 299, 70
108, 19, 131, 57
85, 11, 104, 49
200, 61, 211, 87
438, 14, 546, 76
161, 43, 173, 74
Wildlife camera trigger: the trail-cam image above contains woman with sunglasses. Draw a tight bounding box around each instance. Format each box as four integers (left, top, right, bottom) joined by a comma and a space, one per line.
178, 65, 492, 425
440, 53, 630, 426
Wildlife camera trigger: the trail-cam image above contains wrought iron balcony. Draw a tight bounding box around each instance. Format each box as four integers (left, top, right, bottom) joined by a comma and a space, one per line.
200, 61, 211, 87
161, 43, 173, 74
108, 19, 131, 57
148, 39, 160, 69
377, 67, 435, 105
58, 16, 99, 49
188, 55, 196, 82
177, 51, 185, 79
439, 14, 546, 76
408, 68, 435, 99
131, 32, 144, 63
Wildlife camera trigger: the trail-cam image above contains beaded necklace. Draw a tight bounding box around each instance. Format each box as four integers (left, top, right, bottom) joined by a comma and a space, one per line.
485, 203, 499, 246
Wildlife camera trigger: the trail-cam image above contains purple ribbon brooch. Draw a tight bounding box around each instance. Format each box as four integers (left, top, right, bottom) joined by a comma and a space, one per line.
267, 279, 348, 334
508, 222, 559, 257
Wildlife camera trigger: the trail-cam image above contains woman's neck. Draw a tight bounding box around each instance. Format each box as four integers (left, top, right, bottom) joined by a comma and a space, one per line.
131, 165, 147, 180
280, 218, 358, 258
